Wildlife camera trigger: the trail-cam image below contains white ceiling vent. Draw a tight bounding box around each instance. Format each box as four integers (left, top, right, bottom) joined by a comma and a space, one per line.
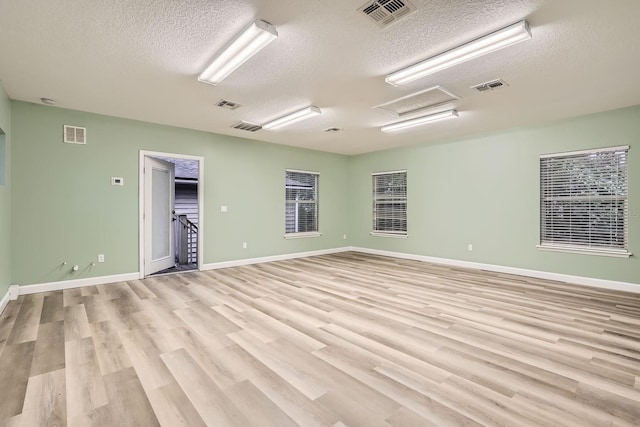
373, 86, 459, 117
472, 79, 509, 92
63, 125, 86, 144
231, 121, 262, 132
358, 0, 416, 28
216, 99, 242, 110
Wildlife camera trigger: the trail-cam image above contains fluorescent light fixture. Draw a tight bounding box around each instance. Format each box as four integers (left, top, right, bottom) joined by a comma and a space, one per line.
381, 109, 458, 132
263, 106, 322, 130
198, 20, 278, 85
386, 20, 531, 86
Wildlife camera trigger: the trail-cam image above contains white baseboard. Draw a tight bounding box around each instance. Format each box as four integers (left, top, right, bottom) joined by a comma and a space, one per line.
202, 247, 351, 270
16, 272, 140, 296
0, 289, 10, 316
351, 247, 640, 294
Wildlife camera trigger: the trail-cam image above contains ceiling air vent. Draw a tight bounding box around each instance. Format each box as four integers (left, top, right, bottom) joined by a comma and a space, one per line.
216, 99, 242, 110
358, 0, 416, 28
472, 79, 509, 92
63, 125, 86, 144
231, 121, 262, 132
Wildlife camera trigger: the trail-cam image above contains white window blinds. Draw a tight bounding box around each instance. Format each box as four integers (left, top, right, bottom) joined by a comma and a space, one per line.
372, 170, 407, 235
285, 170, 319, 234
539, 146, 629, 256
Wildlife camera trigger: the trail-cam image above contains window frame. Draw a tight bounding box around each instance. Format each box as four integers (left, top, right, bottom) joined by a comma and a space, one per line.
371, 170, 408, 238
538, 145, 631, 258
284, 169, 321, 239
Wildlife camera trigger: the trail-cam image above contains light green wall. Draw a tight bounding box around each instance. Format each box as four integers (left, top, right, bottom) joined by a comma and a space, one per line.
350, 105, 640, 284
0, 84, 11, 296
10, 101, 349, 285
7, 100, 640, 287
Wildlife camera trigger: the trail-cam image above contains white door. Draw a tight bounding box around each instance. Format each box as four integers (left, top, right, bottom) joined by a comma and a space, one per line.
144, 157, 175, 275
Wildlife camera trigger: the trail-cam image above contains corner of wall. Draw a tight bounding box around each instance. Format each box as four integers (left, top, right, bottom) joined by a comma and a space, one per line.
0, 82, 12, 300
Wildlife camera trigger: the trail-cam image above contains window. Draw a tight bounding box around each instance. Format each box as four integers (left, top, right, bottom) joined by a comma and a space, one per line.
539, 146, 630, 257
285, 170, 319, 237
372, 170, 407, 237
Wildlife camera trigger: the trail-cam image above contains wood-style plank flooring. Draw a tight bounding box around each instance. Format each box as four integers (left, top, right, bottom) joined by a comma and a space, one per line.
1, 252, 639, 426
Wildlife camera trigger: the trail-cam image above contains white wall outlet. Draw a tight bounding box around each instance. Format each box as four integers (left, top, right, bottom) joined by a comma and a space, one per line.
98, 254, 105, 263
220, 205, 228, 213
468, 244, 473, 251
343, 234, 347, 240
242, 242, 247, 249
111, 177, 124, 186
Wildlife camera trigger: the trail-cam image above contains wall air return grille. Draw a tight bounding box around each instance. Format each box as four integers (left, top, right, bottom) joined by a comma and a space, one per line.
216, 99, 243, 110
358, 0, 416, 28
472, 79, 508, 92
231, 122, 262, 132
63, 125, 87, 144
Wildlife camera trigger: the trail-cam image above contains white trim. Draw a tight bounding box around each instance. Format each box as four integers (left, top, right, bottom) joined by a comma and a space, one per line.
537, 244, 632, 258
285, 168, 319, 175
0, 289, 10, 316
540, 145, 629, 158
370, 232, 408, 238
284, 232, 322, 239
14, 273, 140, 296
371, 169, 407, 176
350, 247, 640, 294
202, 247, 349, 270
139, 150, 205, 279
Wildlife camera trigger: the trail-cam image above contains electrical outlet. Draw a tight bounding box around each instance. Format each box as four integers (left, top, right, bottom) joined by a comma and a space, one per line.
343, 234, 347, 240
468, 244, 473, 251
98, 254, 105, 263
242, 242, 247, 249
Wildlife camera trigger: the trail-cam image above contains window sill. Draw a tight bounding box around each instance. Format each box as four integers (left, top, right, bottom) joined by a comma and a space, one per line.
370, 232, 408, 239
284, 232, 322, 239
536, 245, 632, 258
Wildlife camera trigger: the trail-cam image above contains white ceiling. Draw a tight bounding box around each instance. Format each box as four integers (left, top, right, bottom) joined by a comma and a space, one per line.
1, 0, 639, 155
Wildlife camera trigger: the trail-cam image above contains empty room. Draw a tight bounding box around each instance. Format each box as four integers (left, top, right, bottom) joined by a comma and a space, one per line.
1, 0, 639, 426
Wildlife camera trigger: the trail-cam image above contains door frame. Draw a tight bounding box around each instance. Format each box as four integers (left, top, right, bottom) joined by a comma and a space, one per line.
139, 150, 205, 278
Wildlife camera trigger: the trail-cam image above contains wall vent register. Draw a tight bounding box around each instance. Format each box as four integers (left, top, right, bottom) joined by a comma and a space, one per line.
63, 125, 87, 144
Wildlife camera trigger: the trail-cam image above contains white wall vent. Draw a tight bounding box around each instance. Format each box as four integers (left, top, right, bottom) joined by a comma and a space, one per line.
231, 121, 262, 132
358, 0, 416, 28
472, 79, 509, 92
63, 125, 87, 144
216, 99, 242, 110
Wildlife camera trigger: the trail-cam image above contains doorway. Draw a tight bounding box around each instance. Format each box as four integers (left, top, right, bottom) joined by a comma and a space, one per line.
139, 151, 204, 278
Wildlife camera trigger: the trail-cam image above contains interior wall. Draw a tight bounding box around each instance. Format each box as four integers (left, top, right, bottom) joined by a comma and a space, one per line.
349, 105, 640, 285
10, 101, 350, 286
0, 84, 11, 296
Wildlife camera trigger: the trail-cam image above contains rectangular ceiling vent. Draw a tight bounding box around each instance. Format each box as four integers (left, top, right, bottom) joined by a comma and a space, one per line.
231, 121, 262, 132
216, 99, 242, 110
472, 79, 509, 92
63, 125, 87, 144
358, 0, 416, 28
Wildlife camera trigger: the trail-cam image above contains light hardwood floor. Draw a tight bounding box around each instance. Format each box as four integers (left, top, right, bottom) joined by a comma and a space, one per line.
1, 252, 639, 426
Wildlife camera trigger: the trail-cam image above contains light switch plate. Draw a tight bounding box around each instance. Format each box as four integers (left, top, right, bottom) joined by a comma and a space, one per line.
111, 177, 124, 186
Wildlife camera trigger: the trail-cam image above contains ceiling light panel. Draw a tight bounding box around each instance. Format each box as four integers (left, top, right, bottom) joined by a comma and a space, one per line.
263, 106, 322, 130
381, 109, 458, 132
198, 20, 278, 86
386, 20, 531, 86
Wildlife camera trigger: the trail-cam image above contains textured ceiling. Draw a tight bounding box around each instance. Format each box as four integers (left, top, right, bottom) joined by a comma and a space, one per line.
1, 0, 639, 155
